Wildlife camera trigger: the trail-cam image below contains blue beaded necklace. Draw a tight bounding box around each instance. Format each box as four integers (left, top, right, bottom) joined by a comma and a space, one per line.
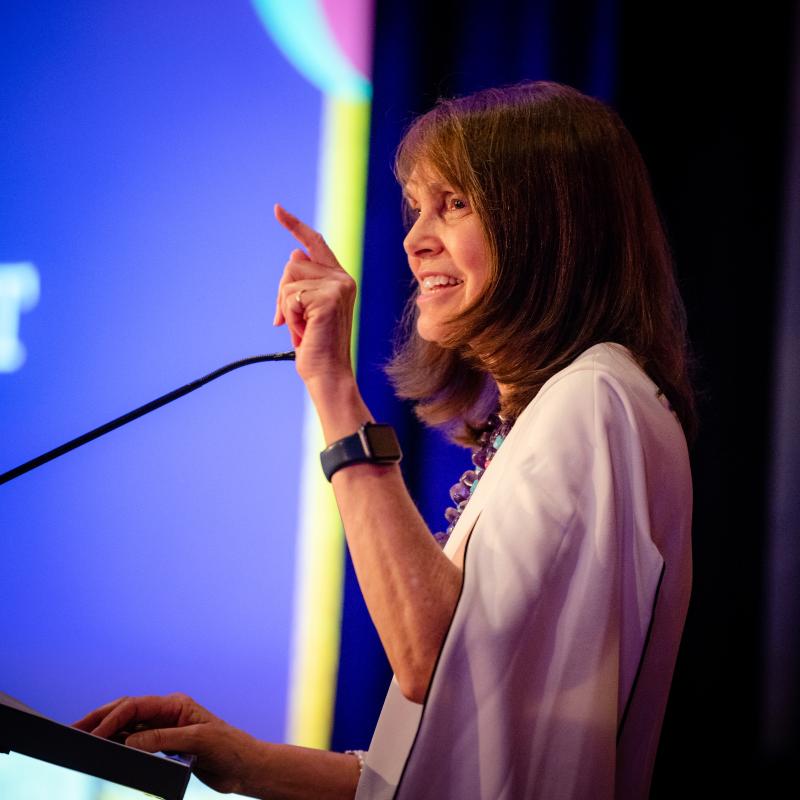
435, 413, 514, 546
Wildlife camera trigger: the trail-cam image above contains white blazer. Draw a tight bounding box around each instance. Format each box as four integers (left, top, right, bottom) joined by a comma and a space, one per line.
356, 343, 693, 800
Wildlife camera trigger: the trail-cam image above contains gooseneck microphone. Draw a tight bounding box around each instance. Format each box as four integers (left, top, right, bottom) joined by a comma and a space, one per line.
0, 351, 296, 485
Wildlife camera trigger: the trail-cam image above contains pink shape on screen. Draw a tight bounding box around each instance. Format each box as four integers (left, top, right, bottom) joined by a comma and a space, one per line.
319, 0, 374, 79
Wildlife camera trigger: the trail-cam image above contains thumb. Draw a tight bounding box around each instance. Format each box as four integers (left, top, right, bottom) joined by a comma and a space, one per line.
290, 248, 311, 262
126, 725, 201, 754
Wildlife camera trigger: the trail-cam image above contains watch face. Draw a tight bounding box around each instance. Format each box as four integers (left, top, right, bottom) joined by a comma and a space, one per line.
364, 424, 401, 460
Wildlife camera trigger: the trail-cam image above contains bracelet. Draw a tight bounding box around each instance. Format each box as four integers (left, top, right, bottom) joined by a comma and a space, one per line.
345, 749, 366, 776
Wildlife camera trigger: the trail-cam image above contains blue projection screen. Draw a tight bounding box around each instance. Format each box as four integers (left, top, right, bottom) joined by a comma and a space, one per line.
0, 0, 324, 771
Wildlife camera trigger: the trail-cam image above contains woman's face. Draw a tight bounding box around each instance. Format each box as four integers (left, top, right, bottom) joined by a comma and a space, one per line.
403, 165, 490, 343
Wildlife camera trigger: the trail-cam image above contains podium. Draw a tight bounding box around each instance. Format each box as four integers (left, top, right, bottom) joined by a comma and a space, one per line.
0, 693, 192, 800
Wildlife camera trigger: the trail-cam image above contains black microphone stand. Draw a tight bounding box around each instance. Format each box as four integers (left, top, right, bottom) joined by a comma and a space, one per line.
0, 351, 296, 485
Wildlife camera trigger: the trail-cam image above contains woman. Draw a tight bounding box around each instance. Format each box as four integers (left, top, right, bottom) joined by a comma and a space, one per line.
75, 82, 695, 799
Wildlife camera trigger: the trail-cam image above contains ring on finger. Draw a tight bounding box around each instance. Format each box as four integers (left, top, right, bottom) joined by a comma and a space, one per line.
295, 289, 306, 308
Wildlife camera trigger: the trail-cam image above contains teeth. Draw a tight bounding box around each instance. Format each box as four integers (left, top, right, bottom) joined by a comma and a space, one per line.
421, 275, 463, 292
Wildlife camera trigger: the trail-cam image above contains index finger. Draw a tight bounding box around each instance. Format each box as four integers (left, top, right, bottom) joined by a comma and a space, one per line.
73, 696, 128, 732
89, 696, 182, 739
274, 204, 338, 268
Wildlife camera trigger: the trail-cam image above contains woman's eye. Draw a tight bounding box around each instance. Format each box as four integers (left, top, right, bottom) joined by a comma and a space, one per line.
449, 197, 468, 211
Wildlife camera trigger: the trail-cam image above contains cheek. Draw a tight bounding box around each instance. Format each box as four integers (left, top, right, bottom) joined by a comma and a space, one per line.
458, 218, 491, 296
463, 246, 491, 299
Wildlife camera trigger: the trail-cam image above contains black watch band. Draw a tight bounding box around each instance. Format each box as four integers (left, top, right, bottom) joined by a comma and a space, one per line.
320, 422, 402, 482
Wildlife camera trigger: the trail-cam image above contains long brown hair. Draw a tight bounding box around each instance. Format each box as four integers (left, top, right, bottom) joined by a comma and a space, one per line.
388, 81, 697, 446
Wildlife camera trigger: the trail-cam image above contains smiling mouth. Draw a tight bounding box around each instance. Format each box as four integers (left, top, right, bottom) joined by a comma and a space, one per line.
419, 275, 464, 294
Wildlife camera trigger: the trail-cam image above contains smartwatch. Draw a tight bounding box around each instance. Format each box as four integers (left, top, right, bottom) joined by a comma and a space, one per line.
320, 422, 402, 481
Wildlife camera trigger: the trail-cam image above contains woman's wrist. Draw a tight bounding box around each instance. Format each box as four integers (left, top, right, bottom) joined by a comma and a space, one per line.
305, 373, 373, 445
242, 741, 360, 800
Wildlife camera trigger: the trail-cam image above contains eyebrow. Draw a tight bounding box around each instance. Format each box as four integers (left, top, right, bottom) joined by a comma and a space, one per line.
403, 179, 457, 203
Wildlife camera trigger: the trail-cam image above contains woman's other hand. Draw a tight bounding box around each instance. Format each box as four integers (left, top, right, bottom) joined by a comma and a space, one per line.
273, 205, 357, 391
73, 693, 260, 795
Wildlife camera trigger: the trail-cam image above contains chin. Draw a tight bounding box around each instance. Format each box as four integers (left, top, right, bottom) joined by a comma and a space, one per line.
415, 317, 448, 344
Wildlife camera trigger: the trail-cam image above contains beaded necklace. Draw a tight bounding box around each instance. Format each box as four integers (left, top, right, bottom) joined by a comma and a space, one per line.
434, 413, 514, 546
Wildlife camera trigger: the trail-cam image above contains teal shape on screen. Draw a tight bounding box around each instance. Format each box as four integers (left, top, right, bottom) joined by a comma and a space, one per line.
251, 0, 371, 100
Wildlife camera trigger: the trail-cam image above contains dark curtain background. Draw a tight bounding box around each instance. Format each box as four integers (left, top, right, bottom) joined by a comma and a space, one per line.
332, 1, 799, 795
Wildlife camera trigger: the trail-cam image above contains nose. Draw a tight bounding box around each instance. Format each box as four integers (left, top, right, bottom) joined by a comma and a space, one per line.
403, 213, 443, 260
